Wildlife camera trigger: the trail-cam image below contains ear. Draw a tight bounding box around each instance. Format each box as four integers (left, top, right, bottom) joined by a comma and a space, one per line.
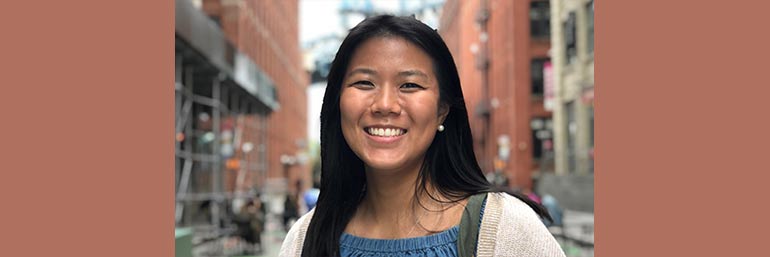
437, 103, 449, 125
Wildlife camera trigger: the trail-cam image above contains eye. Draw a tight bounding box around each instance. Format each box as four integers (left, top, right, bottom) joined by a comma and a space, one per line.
400, 83, 425, 91
350, 80, 375, 89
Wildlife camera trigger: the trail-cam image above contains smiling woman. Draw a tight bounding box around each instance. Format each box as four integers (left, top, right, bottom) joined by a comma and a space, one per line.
340, 36, 446, 174
280, 15, 565, 257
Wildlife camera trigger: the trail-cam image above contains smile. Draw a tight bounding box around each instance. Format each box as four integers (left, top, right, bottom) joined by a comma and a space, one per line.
365, 127, 407, 137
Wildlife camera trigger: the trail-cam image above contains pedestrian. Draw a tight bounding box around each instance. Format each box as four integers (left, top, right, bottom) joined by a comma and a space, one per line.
524, 187, 542, 205
235, 197, 264, 254
302, 186, 320, 212
541, 194, 564, 227
283, 192, 299, 231
280, 15, 565, 257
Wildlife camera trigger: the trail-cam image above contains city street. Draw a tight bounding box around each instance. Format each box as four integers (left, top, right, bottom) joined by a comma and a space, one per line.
251, 214, 288, 257
175, 0, 595, 256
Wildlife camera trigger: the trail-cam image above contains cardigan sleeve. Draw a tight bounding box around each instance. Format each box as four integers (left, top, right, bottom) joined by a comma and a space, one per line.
279, 208, 315, 257
493, 193, 566, 257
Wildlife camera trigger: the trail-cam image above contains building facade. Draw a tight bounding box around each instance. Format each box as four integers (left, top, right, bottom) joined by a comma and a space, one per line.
549, 0, 593, 175
440, 0, 554, 191
200, 0, 309, 197
174, 0, 308, 238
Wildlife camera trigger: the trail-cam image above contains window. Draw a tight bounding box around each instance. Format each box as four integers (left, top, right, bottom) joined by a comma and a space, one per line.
564, 11, 577, 64
588, 105, 594, 173
586, 0, 594, 54
531, 58, 549, 96
565, 101, 576, 172
530, 1, 550, 39
531, 119, 544, 160
531, 118, 555, 172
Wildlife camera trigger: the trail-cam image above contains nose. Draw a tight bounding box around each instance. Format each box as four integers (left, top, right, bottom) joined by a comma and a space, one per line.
371, 86, 401, 116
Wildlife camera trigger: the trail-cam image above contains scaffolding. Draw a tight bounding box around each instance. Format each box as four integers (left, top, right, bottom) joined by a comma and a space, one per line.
174, 0, 279, 244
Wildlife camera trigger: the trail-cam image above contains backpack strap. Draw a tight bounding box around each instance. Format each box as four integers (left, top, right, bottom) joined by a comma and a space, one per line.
457, 193, 488, 257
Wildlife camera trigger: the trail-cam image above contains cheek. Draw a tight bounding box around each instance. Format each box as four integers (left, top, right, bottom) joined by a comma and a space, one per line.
409, 99, 441, 126
339, 92, 362, 135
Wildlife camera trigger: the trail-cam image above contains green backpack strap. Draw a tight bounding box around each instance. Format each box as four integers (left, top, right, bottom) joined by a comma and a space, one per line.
457, 193, 488, 257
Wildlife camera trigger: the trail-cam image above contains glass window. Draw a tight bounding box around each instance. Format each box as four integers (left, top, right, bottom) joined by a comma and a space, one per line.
531, 58, 550, 96
586, 1, 594, 54
530, 1, 550, 39
566, 101, 576, 172
564, 11, 577, 64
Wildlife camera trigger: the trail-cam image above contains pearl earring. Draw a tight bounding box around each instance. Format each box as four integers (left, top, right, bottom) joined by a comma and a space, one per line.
438, 125, 445, 132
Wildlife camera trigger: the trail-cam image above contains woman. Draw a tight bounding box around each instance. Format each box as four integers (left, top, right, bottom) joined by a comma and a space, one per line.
281, 15, 565, 257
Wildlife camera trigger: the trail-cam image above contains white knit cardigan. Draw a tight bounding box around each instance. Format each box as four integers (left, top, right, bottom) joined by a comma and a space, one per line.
279, 192, 566, 257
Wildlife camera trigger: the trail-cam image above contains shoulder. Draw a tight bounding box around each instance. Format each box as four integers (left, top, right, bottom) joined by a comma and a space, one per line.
279, 208, 315, 257
482, 192, 565, 257
492, 192, 541, 219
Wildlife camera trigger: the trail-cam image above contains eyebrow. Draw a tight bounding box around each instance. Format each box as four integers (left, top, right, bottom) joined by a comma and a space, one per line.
346, 68, 429, 79
398, 70, 429, 79
346, 68, 377, 77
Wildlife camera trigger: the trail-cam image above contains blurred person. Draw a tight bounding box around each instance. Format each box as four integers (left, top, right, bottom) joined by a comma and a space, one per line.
235, 197, 265, 254
524, 176, 541, 205
280, 15, 564, 257
303, 185, 320, 212
531, 177, 559, 226
283, 192, 299, 231
541, 194, 563, 227
524, 188, 542, 205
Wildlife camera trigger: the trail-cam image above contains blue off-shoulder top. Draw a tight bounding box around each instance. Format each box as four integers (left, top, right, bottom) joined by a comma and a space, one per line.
340, 225, 460, 257
339, 199, 487, 257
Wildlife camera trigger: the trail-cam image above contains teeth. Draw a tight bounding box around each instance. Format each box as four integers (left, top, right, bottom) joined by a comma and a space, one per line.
367, 127, 405, 137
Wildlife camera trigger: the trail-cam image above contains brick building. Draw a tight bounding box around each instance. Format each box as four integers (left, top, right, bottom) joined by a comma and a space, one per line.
201, 0, 309, 195
440, 0, 554, 191
174, 0, 308, 236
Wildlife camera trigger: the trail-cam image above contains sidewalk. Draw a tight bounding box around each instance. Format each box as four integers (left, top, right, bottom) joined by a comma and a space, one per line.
190, 213, 288, 257
552, 210, 594, 257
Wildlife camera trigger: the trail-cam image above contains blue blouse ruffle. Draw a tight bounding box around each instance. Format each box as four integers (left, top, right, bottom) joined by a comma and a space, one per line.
339, 197, 487, 257
340, 225, 459, 257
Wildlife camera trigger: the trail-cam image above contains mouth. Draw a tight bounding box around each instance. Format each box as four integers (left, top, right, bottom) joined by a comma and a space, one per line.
364, 126, 407, 137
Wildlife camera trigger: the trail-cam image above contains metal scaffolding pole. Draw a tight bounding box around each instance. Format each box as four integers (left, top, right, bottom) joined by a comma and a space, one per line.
181, 65, 197, 224
175, 55, 184, 223
210, 73, 223, 227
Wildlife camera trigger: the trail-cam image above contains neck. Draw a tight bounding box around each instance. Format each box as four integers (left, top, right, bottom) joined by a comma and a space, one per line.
360, 162, 423, 225
348, 160, 465, 238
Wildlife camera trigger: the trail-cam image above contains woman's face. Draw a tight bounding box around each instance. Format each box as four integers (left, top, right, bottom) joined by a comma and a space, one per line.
340, 36, 447, 173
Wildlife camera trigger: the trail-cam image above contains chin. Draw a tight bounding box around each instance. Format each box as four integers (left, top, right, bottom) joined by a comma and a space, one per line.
362, 155, 423, 173
363, 159, 403, 172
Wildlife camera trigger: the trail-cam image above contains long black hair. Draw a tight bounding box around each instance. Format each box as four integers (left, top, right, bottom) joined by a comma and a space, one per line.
302, 15, 550, 257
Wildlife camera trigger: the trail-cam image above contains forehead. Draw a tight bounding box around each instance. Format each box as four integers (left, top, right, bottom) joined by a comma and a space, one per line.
346, 36, 434, 75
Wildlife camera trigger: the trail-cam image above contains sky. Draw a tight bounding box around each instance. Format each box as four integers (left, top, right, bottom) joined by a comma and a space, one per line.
299, 0, 429, 44
300, 0, 341, 145
300, 0, 344, 44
